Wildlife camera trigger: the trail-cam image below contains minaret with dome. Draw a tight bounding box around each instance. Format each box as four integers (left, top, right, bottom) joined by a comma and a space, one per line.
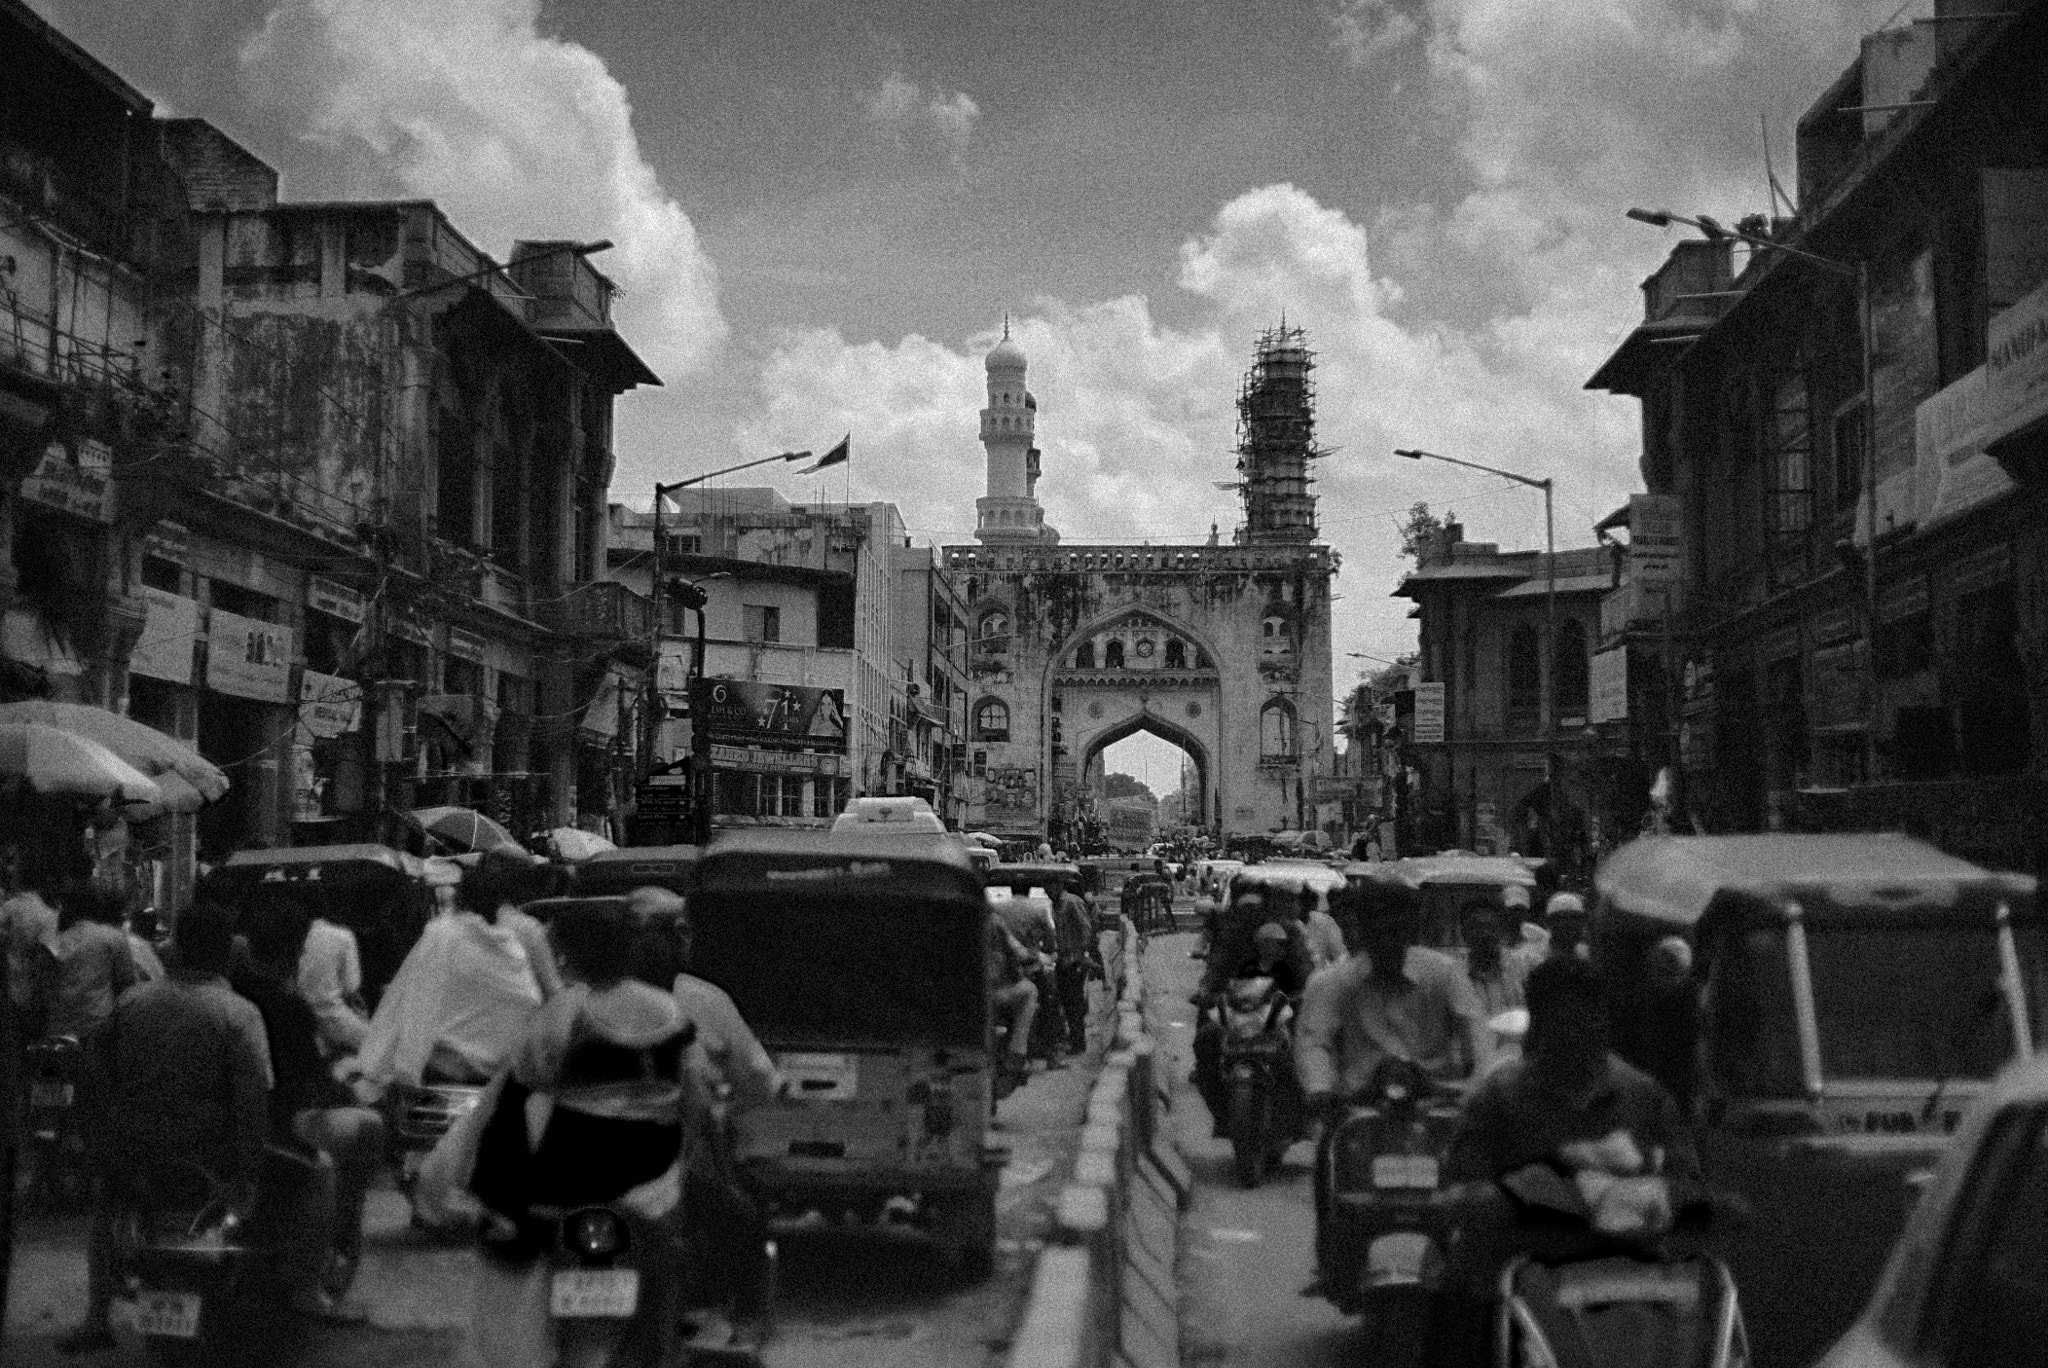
974, 320, 1058, 545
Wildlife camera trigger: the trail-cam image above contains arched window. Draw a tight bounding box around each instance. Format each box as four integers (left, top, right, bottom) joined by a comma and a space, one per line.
1105, 638, 1126, 668
1074, 640, 1095, 669
1555, 618, 1590, 715
1507, 624, 1541, 716
975, 698, 1010, 742
1260, 699, 1297, 758
1164, 639, 1187, 669
979, 610, 1009, 650
1261, 616, 1292, 657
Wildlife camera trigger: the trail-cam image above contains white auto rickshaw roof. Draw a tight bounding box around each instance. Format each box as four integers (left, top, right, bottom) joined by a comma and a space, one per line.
1595, 833, 2037, 927
1232, 860, 1347, 893
1391, 854, 1539, 889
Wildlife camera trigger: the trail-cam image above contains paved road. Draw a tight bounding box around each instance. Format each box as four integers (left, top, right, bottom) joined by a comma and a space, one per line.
1146, 932, 1383, 1368
3, 974, 1113, 1368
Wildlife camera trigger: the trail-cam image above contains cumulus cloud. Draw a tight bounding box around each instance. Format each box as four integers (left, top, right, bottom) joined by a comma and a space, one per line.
865, 75, 982, 160
1327, 0, 1423, 68
238, 0, 725, 376
743, 182, 1640, 659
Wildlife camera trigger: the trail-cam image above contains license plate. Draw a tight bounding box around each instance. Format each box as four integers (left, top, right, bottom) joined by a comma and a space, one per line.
134, 1289, 202, 1338
30, 1080, 74, 1108
550, 1268, 639, 1318
778, 1052, 858, 1102
1370, 1154, 1440, 1190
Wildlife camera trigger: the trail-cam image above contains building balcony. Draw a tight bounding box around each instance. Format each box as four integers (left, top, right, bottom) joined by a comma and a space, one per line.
543, 579, 653, 641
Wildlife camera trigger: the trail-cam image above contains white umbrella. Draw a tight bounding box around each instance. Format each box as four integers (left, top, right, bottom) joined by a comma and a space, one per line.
547, 827, 616, 861
0, 700, 228, 804
410, 806, 525, 856
0, 722, 163, 805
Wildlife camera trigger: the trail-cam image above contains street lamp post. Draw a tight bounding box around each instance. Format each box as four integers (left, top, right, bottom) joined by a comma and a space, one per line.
1627, 207, 1880, 782
1394, 448, 1557, 853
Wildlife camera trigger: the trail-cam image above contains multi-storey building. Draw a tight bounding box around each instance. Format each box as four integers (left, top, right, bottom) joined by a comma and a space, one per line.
1, 4, 660, 896
1587, 0, 2048, 874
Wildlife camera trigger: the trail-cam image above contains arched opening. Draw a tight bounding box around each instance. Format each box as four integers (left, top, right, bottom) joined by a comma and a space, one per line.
1164, 638, 1186, 670
1081, 717, 1209, 850
974, 697, 1010, 742
1259, 697, 1297, 760
1261, 615, 1293, 657
1074, 640, 1095, 669
1507, 623, 1541, 731
1104, 638, 1125, 669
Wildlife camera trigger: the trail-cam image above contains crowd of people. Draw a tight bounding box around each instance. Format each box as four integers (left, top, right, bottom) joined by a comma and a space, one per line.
3, 848, 782, 1360
1185, 866, 1708, 1365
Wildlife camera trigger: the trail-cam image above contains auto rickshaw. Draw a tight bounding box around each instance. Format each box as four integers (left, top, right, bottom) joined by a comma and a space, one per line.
1384, 851, 1539, 951
686, 829, 1002, 1278
203, 844, 437, 1006
569, 844, 702, 897
1591, 832, 2044, 1368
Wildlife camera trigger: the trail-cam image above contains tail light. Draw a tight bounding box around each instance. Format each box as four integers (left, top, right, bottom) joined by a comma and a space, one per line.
563, 1209, 629, 1259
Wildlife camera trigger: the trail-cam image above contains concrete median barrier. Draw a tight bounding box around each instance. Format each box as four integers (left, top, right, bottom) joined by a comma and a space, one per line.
1008, 919, 1188, 1368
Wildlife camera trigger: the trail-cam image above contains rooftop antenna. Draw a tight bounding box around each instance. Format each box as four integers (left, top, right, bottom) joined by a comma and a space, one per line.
1760, 112, 1794, 218
1002, 312, 1010, 339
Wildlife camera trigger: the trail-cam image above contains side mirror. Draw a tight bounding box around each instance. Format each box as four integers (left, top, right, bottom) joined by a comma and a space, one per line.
1903, 1167, 1936, 1208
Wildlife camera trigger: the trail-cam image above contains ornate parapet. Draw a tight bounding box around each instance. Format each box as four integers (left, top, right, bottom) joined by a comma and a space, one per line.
943, 542, 1333, 577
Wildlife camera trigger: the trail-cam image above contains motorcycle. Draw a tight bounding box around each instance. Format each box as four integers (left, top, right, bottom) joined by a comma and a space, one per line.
112, 1159, 307, 1366
1211, 976, 1299, 1188
1484, 1163, 1752, 1368
23, 1035, 90, 1211
1312, 1059, 1463, 1331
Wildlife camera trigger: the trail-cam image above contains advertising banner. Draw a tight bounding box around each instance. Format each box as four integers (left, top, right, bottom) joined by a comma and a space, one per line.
1590, 647, 1629, 725
206, 609, 294, 703
130, 589, 200, 685
307, 577, 366, 624
298, 670, 362, 740
1411, 682, 1446, 743
689, 679, 847, 750
1626, 494, 1682, 587
983, 765, 1038, 827
21, 439, 113, 522
1911, 365, 2018, 534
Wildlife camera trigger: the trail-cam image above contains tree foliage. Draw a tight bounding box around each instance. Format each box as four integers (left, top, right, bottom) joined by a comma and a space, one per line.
1100, 772, 1156, 803
1398, 501, 1453, 563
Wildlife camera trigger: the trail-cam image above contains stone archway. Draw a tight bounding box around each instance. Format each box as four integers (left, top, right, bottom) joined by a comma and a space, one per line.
1072, 701, 1215, 832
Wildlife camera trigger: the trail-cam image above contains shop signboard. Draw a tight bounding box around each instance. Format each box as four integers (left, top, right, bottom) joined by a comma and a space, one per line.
206, 609, 293, 703
130, 589, 200, 685
1626, 494, 1682, 587
636, 759, 692, 818
1988, 275, 2048, 429
1411, 682, 1446, 744
1590, 646, 1629, 724
307, 577, 366, 624
21, 439, 113, 522
298, 670, 362, 739
689, 679, 847, 750
709, 744, 842, 775
1913, 365, 2019, 533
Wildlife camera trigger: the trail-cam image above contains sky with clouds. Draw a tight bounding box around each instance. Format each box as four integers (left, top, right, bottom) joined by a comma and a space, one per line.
35, 0, 1921, 696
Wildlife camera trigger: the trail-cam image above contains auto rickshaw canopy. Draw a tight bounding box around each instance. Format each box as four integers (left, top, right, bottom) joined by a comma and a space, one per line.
689, 830, 988, 1049
986, 862, 1084, 898
571, 844, 702, 896
1595, 833, 2036, 928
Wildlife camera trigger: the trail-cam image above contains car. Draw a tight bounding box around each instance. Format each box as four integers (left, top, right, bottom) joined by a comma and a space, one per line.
831, 795, 947, 835
1813, 1052, 2048, 1368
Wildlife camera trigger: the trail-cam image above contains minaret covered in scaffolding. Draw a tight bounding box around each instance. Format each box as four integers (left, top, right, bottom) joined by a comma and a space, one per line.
1234, 324, 1320, 544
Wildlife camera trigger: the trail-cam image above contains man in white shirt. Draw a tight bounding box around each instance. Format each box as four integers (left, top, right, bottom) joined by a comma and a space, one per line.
297, 912, 371, 1055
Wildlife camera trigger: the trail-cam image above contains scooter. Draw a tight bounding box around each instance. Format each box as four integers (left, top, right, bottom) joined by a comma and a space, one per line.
1211, 976, 1299, 1188
112, 1159, 307, 1367
1486, 1163, 1752, 1368
1312, 1059, 1464, 1329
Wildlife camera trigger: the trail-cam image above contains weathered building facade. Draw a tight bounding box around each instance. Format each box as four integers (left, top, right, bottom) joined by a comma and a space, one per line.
2, 4, 659, 896
1587, 1, 2048, 876
946, 327, 1337, 843
1394, 527, 1612, 862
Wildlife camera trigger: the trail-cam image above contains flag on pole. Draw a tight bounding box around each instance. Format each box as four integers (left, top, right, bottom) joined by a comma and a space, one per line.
798, 435, 850, 475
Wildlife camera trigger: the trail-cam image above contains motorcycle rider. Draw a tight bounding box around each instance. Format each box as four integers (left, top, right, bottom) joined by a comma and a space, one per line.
354, 857, 548, 1092
60, 901, 272, 1355
1053, 880, 1098, 1058
464, 898, 691, 1368
1295, 878, 1491, 1114
1192, 920, 1311, 1133
634, 886, 782, 1349
1426, 954, 1699, 1367
987, 909, 1039, 1092
42, 880, 139, 1043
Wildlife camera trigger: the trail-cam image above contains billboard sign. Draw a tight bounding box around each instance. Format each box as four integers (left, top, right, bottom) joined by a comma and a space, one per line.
1590, 646, 1629, 725
130, 589, 199, 685
689, 678, 847, 751
1411, 682, 1446, 743
206, 609, 294, 703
